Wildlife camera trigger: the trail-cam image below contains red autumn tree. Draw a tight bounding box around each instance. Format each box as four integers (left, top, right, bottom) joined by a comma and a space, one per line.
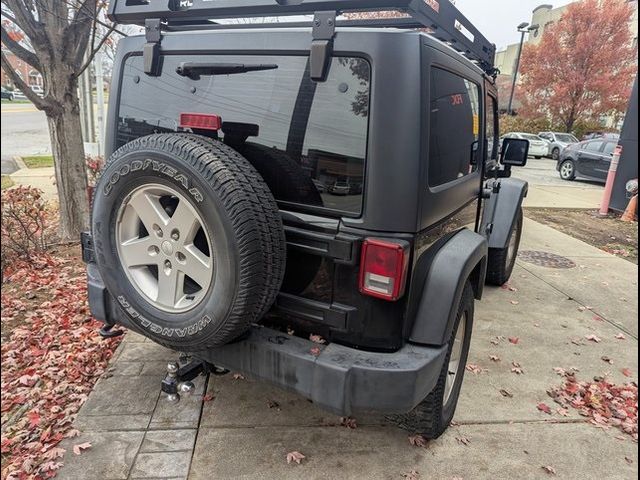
518, 0, 637, 133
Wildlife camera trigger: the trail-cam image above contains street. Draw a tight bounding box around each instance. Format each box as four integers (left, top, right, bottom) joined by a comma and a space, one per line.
0, 102, 50, 174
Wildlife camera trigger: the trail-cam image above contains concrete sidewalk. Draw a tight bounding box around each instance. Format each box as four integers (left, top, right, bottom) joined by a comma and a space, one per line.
56, 218, 638, 480
7, 165, 58, 201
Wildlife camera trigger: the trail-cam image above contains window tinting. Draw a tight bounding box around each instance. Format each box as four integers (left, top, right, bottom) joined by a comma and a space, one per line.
117, 55, 370, 215
429, 68, 481, 186
603, 142, 616, 155
585, 141, 604, 152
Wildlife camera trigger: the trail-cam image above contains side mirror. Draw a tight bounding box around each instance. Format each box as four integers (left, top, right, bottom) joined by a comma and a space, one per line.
501, 138, 529, 167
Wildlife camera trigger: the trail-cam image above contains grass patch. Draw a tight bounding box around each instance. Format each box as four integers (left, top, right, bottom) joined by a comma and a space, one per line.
22, 155, 54, 169
1, 99, 32, 104
1, 175, 14, 190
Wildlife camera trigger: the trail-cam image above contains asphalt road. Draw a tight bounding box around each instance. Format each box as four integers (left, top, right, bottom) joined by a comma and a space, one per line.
1, 103, 50, 174
511, 157, 604, 189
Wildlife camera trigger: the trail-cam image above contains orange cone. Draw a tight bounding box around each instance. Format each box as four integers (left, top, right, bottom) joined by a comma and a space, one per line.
621, 194, 638, 222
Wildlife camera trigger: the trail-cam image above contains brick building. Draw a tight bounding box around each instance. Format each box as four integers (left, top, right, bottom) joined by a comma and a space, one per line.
0, 47, 43, 90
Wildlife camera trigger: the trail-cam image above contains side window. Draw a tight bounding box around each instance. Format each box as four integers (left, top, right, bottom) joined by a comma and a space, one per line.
585, 141, 604, 152
602, 142, 616, 156
486, 94, 498, 160
429, 67, 481, 186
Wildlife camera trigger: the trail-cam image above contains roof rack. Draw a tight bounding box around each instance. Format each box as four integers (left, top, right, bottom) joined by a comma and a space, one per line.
107, 0, 496, 80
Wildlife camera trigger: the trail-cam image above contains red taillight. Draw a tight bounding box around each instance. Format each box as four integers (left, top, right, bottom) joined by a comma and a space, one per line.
179, 113, 222, 131
614, 145, 623, 156
359, 238, 409, 301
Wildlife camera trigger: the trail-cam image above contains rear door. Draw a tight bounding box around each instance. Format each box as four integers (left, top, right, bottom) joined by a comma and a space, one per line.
576, 140, 604, 177
594, 141, 615, 180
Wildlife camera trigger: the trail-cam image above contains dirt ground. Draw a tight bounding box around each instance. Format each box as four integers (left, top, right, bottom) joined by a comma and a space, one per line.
524, 208, 638, 264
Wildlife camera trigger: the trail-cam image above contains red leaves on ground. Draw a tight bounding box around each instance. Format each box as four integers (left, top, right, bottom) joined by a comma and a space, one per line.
621, 368, 634, 378
585, 334, 602, 343
537, 403, 553, 415
542, 465, 557, 475
202, 394, 215, 402
310, 347, 321, 357
408, 434, 427, 447
508, 337, 520, 345
402, 470, 420, 480
232, 373, 245, 380
547, 376, 638, 440
72, 442, 92, 455
340, 417, 357, 429
1, 253, 123, 479
309, 334, 326, 344
615, 333, 626, 340
465, 364, 487, 375
286, 451, 306, 464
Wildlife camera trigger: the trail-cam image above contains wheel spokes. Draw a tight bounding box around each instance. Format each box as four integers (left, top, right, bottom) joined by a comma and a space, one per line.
120, 237, 158, 268
180, 245, 212, 288
170, 199, 202, 243
129, 190, 170, 232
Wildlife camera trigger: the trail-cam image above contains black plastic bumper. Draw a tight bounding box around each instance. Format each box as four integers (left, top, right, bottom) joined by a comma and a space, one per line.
189, 326, 447, 416
83, 235, 447, 416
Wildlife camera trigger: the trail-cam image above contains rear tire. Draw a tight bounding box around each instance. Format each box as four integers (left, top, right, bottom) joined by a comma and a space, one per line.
534, 155, 542, 159
486, 208, 523, 286
551, 148, 560, 161
388, 282, 474, 439
559, 159, 576, 181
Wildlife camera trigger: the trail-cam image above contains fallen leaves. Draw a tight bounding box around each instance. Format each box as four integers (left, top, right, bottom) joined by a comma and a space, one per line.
310, 347, 321, 356
511, 362, 524, 375
286, 451, 306, 464
537, 403, 552, 415
402, 470, 420, 480
340, 417, 357, 429
465, 364, 488, 375
499, 389, 514, 398
0, 252, 123, 479
510, 300, 520, 306
601, 356, 614, 365
489, 355, 501, 362
202, 394, 215, 402
232, 373, 245, 380
542, 465, 557, 475
615, 333, 626, 340
584, 334, 602, 343
408, 434, 427, 447
455, 436, 471, 446
621, 368, 633, 378
72, 442, 92, 455
508, 337, 520, 345
547, 376, 638, 440
309, 334, 326, 344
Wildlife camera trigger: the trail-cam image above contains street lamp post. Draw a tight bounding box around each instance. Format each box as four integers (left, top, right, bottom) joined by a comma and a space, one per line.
507, 22, 538, 115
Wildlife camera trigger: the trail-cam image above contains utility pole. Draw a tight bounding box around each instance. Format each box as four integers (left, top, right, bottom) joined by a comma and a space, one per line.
507, 22, 538, 115
78, 50, 96, 146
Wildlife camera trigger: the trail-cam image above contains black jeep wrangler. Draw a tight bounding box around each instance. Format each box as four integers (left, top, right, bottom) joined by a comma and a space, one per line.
84, 0, 530, 439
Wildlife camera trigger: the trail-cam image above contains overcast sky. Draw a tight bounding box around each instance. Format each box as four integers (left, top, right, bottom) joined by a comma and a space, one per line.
453, 0, 575, 49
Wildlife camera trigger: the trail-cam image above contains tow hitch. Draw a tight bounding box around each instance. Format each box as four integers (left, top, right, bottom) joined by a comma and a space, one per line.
161, 355, 229, 403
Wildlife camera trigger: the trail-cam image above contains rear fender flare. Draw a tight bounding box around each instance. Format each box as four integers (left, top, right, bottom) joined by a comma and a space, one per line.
409, 229, 488, 346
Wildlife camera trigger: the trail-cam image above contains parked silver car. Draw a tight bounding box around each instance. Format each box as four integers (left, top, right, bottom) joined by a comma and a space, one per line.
538, 131, 579, 161
500, 132, 549, 158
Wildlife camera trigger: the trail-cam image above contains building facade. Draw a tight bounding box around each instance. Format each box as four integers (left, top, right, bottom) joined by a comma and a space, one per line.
0, 48, 43, 90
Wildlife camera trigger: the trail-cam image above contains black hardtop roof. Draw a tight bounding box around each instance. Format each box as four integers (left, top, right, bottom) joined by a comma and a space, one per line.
108, 0, 496, 75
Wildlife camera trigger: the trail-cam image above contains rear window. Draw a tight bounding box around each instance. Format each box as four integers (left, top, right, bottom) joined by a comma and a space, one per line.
116, 55, 370, 215
428, 67, 481, 186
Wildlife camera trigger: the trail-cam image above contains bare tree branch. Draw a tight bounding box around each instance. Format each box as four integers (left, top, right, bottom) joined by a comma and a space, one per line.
75, 23, 115, 77
0, 49, 50, 109
0, 24, 42, 71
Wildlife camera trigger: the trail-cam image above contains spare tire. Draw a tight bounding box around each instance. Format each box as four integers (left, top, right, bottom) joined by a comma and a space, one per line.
91, 133, 286, 349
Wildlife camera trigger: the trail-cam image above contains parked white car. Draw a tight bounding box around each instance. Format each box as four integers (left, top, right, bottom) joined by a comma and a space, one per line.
30, 85, 44, 96
501, 132, 549, 159
538, 131, 579, 160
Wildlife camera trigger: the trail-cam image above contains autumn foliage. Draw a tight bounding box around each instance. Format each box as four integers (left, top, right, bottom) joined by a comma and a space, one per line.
1, 254, 123, 479
1, 187, 50, 276
519, 0, 637, 132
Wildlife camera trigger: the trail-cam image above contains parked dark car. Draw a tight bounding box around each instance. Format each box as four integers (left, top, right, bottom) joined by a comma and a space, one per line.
556, 139, 617, 182
1, 87, 14, 101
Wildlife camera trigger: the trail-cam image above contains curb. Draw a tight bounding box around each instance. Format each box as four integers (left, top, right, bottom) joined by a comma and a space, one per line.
13, 155, 27, 170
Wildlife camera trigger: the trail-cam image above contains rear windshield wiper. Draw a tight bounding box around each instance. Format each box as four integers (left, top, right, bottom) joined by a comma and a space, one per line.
176, 62, 278, 79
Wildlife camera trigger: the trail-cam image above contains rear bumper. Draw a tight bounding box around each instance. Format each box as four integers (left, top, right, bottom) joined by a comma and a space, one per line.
189, 325, 447, 416
83, 235, 447, 416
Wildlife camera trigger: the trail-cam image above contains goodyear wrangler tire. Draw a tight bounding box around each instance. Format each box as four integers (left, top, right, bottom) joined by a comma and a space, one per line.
91, 134, 286, 349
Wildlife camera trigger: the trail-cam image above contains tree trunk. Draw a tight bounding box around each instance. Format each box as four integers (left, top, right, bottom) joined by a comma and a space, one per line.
46, 103, 90, 241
